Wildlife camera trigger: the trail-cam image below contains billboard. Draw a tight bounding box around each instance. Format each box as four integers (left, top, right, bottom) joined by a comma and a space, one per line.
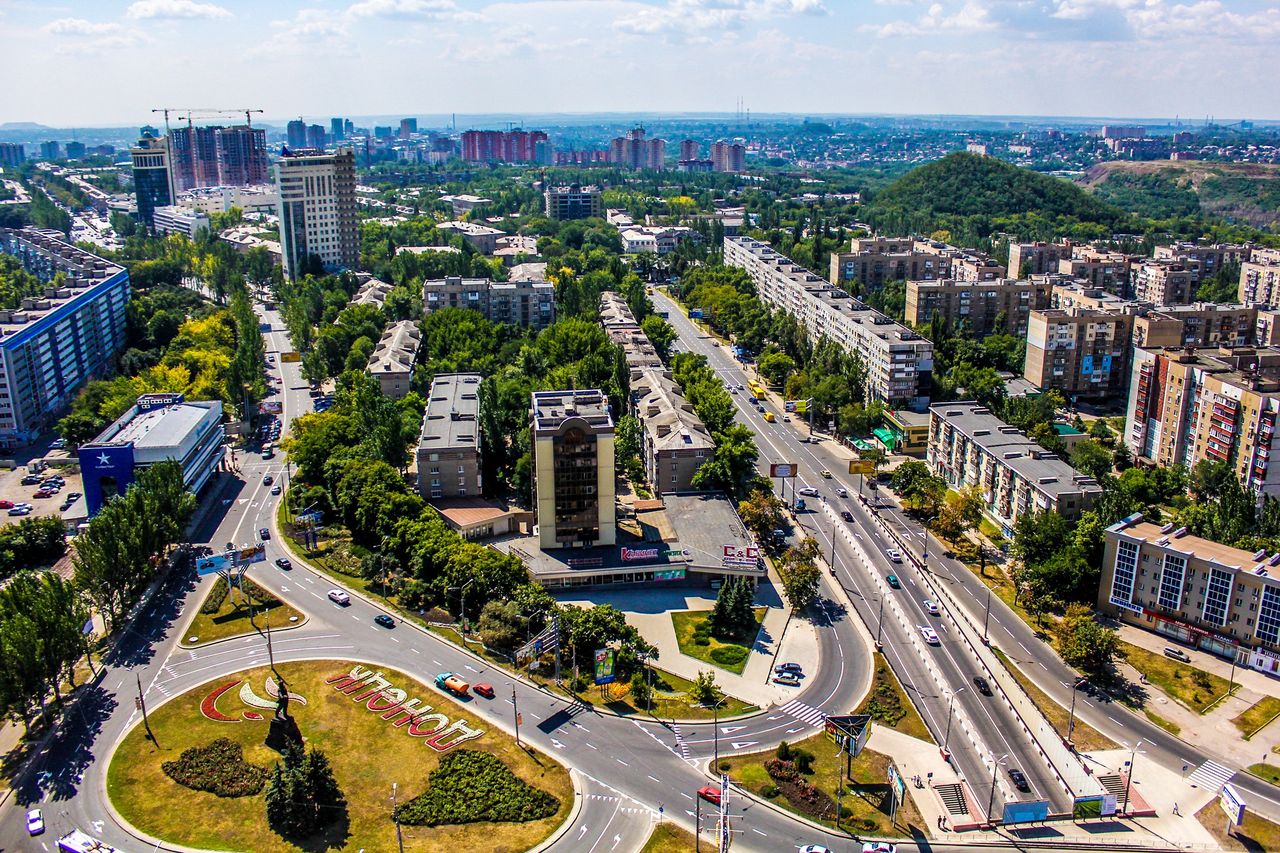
1072, 795, 1105, 819
1002, 800, 1050, 824
593, 648, 616, 685
769, 463, 799, 479
887, 764, 906, 805
721, 544, 760, 567
196, 552, 234, 576
849, 460, 875, 475
653, 569, 686, 581
238, 544, 267, 563
621, 546, 661, 562
259, 401, 283, 415
1221, 783, 1245, 826
280, 351, 302, 363
824, 714, 872, 759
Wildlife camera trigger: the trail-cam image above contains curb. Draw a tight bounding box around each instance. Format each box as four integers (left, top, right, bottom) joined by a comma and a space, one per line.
174, 572, 312, 650
528, 768, 588, 853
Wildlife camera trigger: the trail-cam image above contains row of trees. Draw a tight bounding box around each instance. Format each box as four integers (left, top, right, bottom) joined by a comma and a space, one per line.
669, 353, 761, 501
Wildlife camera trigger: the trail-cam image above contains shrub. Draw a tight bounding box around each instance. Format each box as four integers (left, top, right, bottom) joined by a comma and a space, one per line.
694, 636, 711, 646
764, 758, 798, 781
776, 740, 792, 761
762, 784, 780, 798
201, 577, 230, 614
709, 645, 748, 667
792, 748, 815, 775
162, 738, 268, 797
718, 761, 731, 772
395, 750, 559, 827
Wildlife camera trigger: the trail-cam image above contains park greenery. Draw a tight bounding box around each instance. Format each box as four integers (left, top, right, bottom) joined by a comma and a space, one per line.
394, 750, 560, 827
162, 738, 268, 798
264, 742, 347, 839
0, 516, 67, 580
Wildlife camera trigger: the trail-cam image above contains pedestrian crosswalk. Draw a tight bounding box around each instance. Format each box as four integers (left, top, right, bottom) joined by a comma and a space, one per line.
671, 725, 691, 759
1187, 760, 1235, 792
779, 700, 827, 727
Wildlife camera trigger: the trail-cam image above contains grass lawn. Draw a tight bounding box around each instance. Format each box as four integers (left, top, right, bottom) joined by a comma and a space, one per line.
1119, 641, 1233, 714
670, 608, 766, 676
722, 733, 926, 838
990, 648, 1116, 751
1143, 708, 1181, 736
855, 654, 933, 743
107, 659, 571, 853
640, 822, 698, 852
1233, 697, 1280, 739
182, 577, 306, 647
1249, 763, 1280, 785
1195, 797, 1280, 852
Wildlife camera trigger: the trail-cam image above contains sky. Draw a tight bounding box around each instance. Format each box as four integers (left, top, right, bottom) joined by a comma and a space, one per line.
2, 0, 1278, 126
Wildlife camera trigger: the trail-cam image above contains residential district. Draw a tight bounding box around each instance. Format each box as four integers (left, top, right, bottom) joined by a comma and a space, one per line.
0, 110, 1279, 853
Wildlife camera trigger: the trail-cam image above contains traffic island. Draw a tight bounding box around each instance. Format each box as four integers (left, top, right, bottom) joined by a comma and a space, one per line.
180, 576, 306, 647
106, 659, 572, 853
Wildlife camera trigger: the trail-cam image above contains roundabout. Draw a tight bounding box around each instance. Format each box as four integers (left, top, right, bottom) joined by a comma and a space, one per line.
106, 659, 573, 853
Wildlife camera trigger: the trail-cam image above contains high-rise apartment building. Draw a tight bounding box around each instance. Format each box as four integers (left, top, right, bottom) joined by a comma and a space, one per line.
344, 119, 354, 138
275, 147, 358, 280
1023, 305, 1134, 400
421, 277, 555, 329
1099, 514, 1280, 670
130, 135, 177, 230
38, 141, 60, 161
305, 124, 326, 150
1132, 260, 1197, 306
0, 229, 130, 449
330, 118, 345, 141
726, 236, 934, 410
65, 141, 86, 160
544, 184, 603, 221
1240, 248, 1280, 308
460, 129, 550, 164
417, 373, 483, 500
0, 143, 25, 168
1125, 346, 1280, 498
531, 389, 616, 549
399, 118, 417, 138
213, 125, 269, 186
710, 141, 745, 172
169, 125, 220, 190
905, 277, 1052, 336
1007, 240, 1075, 276
608, 127, 665, 171
286, 119, 307, 150
679, 139, 700, 161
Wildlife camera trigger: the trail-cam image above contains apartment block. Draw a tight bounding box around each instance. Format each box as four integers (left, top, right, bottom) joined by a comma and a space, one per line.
1132, 260, 1197, 306
630, 370, 714, 493
1008, 241, 1075, 276
0, 229, 130, 448
531, 389, 616, 549
422, 277, 555, 329
151, 205, 210, 239
1125, 346, 1280, 498
366, 320, 421, 398
460, 130, 549, 164
1154, 241, 1251, 277
544, 184, 602, 220
904, 277, 1051, 336
726, 236, 933, 410
436, 220, 504, 253
1024, 306, 1134, 400
710, 141, 746, 173
609, 128, 666, 171
1240, 248, 1280, 308
951, 251, 1006, 282
829, 236, 954, 289
1132, 302, 1258, 349
416, 373, 483, 500
600, 291, 662, 375
927, 401, 1101, 533
0, 144, 25, 168
1099, 514, 1280, 671
348, 275, 394, 311
275, 147, 358, 280
1058, 247, 1135, 294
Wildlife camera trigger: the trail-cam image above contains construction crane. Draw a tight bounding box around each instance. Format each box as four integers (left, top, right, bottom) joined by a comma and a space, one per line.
150, 107, 264, 134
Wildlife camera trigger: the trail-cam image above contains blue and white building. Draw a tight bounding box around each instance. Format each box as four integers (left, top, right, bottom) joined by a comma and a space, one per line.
0, 228, 131, 450
78, 393, 224, 516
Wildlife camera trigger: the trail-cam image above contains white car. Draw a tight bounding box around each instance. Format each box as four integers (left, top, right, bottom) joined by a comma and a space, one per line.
919, 625, 940, 645
798, 486, 820, 497
327, 590, 350, 606
800, 846, 833, 853
861, 844, 897, 853
923, 600, 940, 616
26, 808, 43, 835
886, 549, 903, 563
836, 487, 848, 498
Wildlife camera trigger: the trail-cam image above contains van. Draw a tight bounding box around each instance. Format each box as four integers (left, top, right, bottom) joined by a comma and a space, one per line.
1163, 646, 1191, 662
763, 412, 775, 423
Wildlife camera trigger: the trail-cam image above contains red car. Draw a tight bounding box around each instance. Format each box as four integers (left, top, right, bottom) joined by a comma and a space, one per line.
697, 785, 722, 805
33, 490, 53, 499
0, 500, 12, 509
473, 683, 495, 699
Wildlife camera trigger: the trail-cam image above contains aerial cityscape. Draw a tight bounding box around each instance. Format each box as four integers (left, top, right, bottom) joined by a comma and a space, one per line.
1, 2, 1280, 853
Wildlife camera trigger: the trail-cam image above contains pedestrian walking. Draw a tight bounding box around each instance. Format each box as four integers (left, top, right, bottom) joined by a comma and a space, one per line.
1173, 802, 1180, 816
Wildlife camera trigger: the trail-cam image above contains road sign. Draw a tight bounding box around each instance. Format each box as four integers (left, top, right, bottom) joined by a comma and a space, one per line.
849, 460, 875, 475
280, 351, 302, 363
721, 544, 760, 567
769, 463, 798, 478
1221, 783, 1246, 825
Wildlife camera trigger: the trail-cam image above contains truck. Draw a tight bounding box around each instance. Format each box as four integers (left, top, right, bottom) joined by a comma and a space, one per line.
435, 672, 470, 697
59, 830, 124, 852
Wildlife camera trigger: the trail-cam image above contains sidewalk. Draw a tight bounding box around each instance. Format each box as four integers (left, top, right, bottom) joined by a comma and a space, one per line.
555, 579, 821, 710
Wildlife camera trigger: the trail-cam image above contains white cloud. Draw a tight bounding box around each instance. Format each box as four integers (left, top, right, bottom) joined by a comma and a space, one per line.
43, 17, 122, 35
861, 1, 994, 36
347, 0, 457, 18
126, 0, 232, 20
614, 0, 827, 36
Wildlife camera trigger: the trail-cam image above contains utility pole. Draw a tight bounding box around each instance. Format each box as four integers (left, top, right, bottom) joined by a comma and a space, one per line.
875, 593, 885, 650
695, 793, 701, 852
829, 518, 837, 572
982, 586, 992, 645
137, 673, 158, 746
512, 684, 522, 747
392, 782, 405, 853
1067, 678, 1086, 745
943, 687, 965, 757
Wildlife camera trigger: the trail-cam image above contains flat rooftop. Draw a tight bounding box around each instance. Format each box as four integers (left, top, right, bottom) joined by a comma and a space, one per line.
420, 373, 481, 452
531, 389, 613, 434
93, 399, 219, 450
1112, 517, 1265, 572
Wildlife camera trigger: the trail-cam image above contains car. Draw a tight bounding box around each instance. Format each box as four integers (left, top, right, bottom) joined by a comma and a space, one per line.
919, 625, 940, 645
26, 808, 43, 836
697, 785, 722, 805
886, 548, 903, 563
800, 846, 832, 853
798, 486, 819, 497
262, 448, 275, 459
973, 675, 992, 695
861, 844, 897, 853
783, 415, 791, 422
259, 527, 271, 540
275, 558, 292, 570
0, 500, 11, 509
59, 502, 73, 512
886, 574, 900, 589
730, 387, 737, 394
67, 492, 80, 500
327, 590, 350, 606
755, 404, 765, 413
836, 487, 848, 498
1008, 768, 1030, 791
7, 507, 30, 516
1163, 646, 1191, 662
841, 510, 854, 522
263, 474, 274, 485
820, 469, 832, 479
271, 484, 282, 495
374, 614, 396, 628
33, 489, 53, 499
922, 600, 940, 616
473, 683, 496, 699
49, 438, 66, 449
775, 662, 803, 675
21, 475, 41, 485
736, 384, 744, 390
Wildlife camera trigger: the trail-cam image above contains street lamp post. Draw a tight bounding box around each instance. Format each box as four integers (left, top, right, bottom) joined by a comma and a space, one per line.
1122, 740, 1145, 816
1067, 677, 1088, 745
392, 782, 405, 853
982, 586, 992, 646
943, 687, 966, 757
449, 578, 475, 638
875, 593, 885, 651
986, 752, 1008, 824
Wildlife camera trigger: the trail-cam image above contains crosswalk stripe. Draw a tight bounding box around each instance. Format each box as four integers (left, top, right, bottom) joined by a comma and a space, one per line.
1187, 760, 1234, 792
779, 700, 826, 727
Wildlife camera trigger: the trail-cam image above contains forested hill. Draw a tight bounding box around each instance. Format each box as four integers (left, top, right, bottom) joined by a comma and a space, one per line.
862, 152, 1132, 243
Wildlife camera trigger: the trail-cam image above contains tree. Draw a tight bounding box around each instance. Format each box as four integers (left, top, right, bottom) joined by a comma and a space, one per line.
629, 669, 653, 710
1055, 603, 1121, 677
1070, 438, 1113, 480
737, 490, 784, 539
1011, 510, 1073, 570
692, 423, 759, 501
889, 460, 946, 517
640, 315, 676, 360
935, 486, 983, 543
1088, 418, 1112, 441
778, 538, 822, 612
758, 351, 796, 388
265, 744, 347, 839
690, 670, 722, 707
475, 600, 527, 652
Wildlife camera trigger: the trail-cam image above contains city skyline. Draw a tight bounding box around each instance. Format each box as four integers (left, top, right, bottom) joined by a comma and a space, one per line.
2, 0, 1278, 125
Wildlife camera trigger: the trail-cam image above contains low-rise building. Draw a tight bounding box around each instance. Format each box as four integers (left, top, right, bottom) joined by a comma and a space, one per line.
439, 194, 492, 217
422, 276, 555, 330
544, 184, 602, 221
416, 373, 482, 500
600, 291, 662, 375
493, 235, 540, 266
436, 220, 504, 253
881, 408, 930, 456
77, 393, 223, 517
152, 205, 210, 239
1125, 346, 1280, 498
1240, 247, 1280, 308
178, 184, 278, 215
619, 226, 694, 256
349, 275, 394, 311
366, 320, 421, 398
927, 401, 1101, 534
904, 277, 1052, 336
631, 370, 714, 493
1099, 514, 1280, 671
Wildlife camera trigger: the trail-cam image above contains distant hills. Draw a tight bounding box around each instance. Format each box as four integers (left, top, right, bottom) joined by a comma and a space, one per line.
0, 122, 52, 131
1081, 161, 1280, 229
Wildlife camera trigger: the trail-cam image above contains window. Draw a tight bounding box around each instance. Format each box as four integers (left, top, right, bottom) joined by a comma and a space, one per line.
1203, 566, 1234, 626
1256, 585, 1280, 644
1158, 554, 1185, 611
1111, 540, 1138, 607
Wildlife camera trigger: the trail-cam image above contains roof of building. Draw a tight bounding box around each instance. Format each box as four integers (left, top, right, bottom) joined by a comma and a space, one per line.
437, 220, 504, 238
509, 262, 548, 281
432, 498, 525, 529
631, 369, 713, 452
662, 492, 754, 566
368, 319, 421, 375
351, 276, 394, 308
419, 373, 481, 451
531, 389, 613, 433
0, 228, 128, 331
88, 396, 220, 450
1109, 516, 1265, 571
395, 245, 462, 255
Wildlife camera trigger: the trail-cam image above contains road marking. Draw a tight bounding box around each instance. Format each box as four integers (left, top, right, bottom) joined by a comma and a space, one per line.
585, 742, 598, 749
730, 740, 758, 749
1110, 716, 1127, 727
389, 636, 400, 643
551, 739, 566, 749
785, 726, 803, 734
648, 775, 661, 783
751, 828, 767, 836
410, 648, 420, 654
721, 725, 746, 734
680, 792, 693, 800
464, 664, 478, 672
615, 758, 629, 766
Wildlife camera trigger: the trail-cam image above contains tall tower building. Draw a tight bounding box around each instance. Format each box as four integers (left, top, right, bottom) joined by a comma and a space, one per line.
286, 119, 307, 150
531, 389, 616, 549
330, 118, 345, 141
39, 141, 60, 161
344, 119, 354, 138
679, 139, 700, 161
130, 135, 176, 229
275, 147, 358, 280
306, 124, 327, 149
0, 144, 25, 168
399, 118, 417, 138
170, 125, 221, 190
213, 125, 268, 186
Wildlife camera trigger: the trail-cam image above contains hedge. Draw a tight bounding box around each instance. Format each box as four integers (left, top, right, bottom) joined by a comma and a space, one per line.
200, 577, 280, 614
395, 750, 559, 827
161, 738, 268, 797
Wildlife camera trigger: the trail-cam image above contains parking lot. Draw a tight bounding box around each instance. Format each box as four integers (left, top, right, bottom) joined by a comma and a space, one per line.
0, 459, 84, 521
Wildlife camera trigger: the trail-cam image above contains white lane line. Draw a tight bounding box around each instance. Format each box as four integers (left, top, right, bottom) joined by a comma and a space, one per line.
648, 775, 661, 783
410, 648, 421, 654
615, 758, 629, 766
